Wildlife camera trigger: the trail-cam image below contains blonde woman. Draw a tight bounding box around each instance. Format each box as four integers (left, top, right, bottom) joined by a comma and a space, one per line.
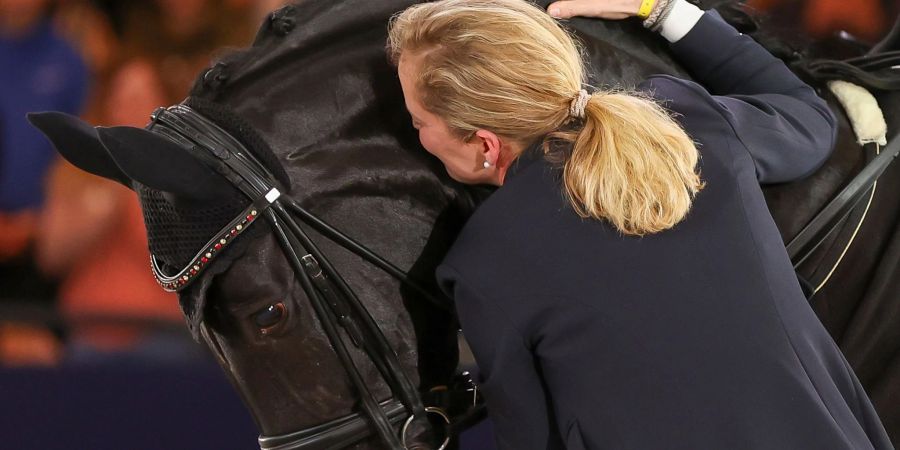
389, 0, 892, 448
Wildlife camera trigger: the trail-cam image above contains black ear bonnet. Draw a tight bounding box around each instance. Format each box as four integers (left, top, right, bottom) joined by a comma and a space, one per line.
138, 97, 289, 276
143, 97, 290, 334
29, 97, 290, 336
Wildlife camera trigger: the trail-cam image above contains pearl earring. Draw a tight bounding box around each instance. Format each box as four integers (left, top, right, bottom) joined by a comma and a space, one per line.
483, 161, 492, 169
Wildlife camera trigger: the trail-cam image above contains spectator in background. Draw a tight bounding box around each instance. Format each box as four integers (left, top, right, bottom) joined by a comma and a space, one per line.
0, 0, 88, 366
36, 60, 195, 365
34, 0, 260, 365
748, 0, 896, 43
114, 0, 256, 102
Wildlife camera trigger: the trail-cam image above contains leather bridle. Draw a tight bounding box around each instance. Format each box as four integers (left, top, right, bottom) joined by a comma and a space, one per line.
147, 104, 478, 449
786, 139, 899, 269
787, 48, 900, 283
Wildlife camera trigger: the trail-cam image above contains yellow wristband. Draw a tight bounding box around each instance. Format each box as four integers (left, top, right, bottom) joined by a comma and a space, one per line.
637, 0, 656, 19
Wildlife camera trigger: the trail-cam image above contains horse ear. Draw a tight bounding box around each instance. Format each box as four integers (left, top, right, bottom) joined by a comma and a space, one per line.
26, 112, 132, 187
95, 126, 237, 201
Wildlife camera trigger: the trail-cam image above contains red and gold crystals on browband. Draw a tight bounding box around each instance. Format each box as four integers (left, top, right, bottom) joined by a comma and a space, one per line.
151, 188, 281, 292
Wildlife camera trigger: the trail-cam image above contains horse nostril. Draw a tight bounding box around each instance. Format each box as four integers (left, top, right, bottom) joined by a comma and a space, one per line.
269, 5, 297, 37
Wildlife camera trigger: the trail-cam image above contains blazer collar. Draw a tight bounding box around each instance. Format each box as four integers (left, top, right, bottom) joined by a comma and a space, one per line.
504, 140, 545, 182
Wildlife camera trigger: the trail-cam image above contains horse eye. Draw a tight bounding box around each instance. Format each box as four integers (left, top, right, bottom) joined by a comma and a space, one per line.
254, 302, 286, 335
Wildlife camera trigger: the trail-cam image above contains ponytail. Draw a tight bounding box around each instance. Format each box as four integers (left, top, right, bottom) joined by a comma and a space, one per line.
550, 91, 704, 236
388, 0, 702, 235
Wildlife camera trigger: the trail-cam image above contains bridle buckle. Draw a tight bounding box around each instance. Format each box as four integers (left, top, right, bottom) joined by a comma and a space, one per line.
401, 407, 451, 450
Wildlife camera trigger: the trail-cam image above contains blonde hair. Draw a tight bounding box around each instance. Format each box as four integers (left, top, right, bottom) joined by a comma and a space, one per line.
388, 0, 703, 235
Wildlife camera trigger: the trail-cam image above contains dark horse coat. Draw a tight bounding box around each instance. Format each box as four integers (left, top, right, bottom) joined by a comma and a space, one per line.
437, 11, 894, 450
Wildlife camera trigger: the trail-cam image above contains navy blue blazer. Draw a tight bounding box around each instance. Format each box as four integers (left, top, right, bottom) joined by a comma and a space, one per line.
436, 11, 894, 450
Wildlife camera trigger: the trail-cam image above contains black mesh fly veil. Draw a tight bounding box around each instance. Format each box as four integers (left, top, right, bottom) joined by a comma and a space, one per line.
139, 184, 249, 276
137, 96, 290, 332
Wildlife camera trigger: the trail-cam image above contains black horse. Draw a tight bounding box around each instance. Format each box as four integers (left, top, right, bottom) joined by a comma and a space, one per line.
28, 0, 900, 447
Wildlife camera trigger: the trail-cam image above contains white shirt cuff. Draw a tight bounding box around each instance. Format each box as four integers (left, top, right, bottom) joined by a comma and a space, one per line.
659, 0, 705, 43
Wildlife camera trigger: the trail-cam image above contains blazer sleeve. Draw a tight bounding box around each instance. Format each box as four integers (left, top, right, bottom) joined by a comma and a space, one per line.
436, 264, 564, 450
642, 10, 838, 184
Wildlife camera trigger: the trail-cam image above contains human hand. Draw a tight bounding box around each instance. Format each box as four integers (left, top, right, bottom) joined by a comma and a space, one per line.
547, 0, 645, 20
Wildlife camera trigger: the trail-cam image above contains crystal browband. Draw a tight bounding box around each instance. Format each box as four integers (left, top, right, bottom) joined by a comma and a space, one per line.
147, 104, 283, 292
151, 189, 280, 292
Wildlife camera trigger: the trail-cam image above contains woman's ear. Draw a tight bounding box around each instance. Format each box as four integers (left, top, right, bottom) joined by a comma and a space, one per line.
474, 129, 502, 166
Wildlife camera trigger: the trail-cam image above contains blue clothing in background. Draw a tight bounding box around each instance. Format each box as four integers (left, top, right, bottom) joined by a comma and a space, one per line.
0, 20, 88, 212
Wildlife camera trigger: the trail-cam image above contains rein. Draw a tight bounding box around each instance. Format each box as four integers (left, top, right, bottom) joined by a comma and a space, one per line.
147, 104, 481, 449
786, 140, 898, 268
798, 49, 900, 90
785, 47, 900, 294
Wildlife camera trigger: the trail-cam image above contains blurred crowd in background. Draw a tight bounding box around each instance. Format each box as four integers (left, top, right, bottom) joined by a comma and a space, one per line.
0, 0, 897, 368
753, 0, 899, 43
0, 0, 288, 367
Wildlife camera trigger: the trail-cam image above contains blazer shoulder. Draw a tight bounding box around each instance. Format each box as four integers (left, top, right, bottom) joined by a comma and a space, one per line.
640, 75, 731, 127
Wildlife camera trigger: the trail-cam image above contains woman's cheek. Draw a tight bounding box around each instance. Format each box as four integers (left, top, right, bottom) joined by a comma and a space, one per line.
418, 129, 438, 155
418, 130, 471, 182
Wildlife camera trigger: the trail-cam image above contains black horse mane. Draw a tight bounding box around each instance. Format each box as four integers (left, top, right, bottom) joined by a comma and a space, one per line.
190, 0, 865, 108
187, 5, 296, 100
190, 0, 900, 102
185, 0, 812, 100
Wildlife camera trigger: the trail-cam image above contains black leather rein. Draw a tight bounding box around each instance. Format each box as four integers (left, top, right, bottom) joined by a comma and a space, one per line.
787, 47, 900, 273
147, 104, 464, 449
